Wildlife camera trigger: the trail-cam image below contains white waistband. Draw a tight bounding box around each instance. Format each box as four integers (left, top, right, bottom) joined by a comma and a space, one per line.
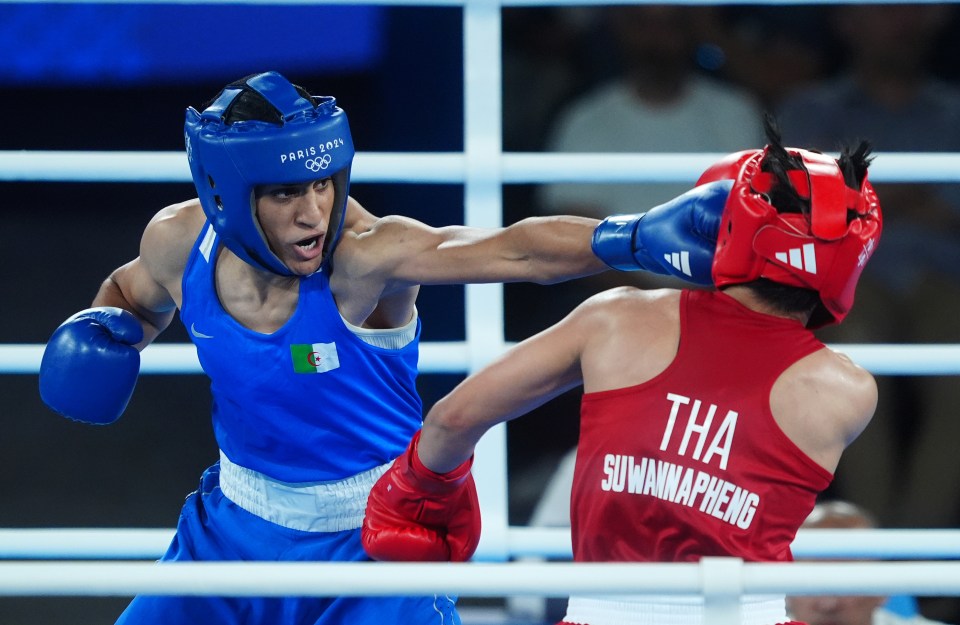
563, 594, 787, 625
218, 450, 391, 533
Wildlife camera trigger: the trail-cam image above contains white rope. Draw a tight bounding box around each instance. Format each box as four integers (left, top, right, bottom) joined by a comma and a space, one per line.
3, 343, 959, 375
505, 527, 960, 560
0, 559, 959, 598
4, 527, 960, 560
5, 151, 960, 183
0, 529, 176, 560
0, 342, 471, 374
0, 151, 463, 183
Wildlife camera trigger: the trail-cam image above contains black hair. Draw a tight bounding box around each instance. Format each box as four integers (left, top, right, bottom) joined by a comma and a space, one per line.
204, 74, 316, 125
744, 278, 821, 319
760, 112, 873, 215
742, 114, 874, 324
758, 113, 807, 215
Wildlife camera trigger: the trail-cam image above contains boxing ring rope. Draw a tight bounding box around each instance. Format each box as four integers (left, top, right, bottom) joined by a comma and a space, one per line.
4, 527, 960, 560
6, 0, 960, 618
4, 342, 960, 376
2, 559, 960, 598
5, 151, 960, 183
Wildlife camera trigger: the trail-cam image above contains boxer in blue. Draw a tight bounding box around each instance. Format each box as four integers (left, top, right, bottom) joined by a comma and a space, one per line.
38, 71, 726, 624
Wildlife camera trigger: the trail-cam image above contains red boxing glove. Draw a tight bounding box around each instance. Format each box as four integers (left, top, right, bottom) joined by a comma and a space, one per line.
362, 431, 481, 562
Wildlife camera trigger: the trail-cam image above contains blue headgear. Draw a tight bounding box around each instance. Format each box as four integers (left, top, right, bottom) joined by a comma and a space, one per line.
184, 71, 355, 275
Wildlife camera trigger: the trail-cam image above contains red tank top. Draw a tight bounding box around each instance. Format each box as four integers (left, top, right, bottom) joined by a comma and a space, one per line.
571, 289, 833, 564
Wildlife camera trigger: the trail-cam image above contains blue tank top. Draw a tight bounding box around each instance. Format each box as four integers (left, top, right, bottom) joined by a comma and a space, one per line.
179, 224, 423, 482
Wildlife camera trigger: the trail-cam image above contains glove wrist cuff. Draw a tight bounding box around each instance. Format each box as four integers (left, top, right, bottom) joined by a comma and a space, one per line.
406, 432, 474, 493
591, 214, 646, 271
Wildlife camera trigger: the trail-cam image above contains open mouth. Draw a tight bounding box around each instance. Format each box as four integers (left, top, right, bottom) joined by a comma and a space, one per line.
297, 236, 320, 251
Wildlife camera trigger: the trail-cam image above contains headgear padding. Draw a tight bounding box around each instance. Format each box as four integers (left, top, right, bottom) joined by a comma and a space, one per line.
699, 147, 882, 327
184, 71, 355, 275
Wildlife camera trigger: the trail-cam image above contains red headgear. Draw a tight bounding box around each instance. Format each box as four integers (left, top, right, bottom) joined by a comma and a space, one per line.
698, 147, 882, 327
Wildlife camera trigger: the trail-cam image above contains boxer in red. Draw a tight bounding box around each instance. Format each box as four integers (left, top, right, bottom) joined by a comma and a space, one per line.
363, 116, 882, 625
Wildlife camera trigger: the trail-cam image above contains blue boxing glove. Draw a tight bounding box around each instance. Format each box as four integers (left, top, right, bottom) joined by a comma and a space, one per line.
591, 179, 732, 286
39, 307, 144, 425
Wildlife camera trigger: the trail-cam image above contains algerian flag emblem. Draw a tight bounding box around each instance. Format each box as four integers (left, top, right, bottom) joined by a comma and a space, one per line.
290, 342, 340, 374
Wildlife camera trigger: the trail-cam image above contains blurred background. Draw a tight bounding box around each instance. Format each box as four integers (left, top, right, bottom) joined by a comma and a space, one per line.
3, 2, 960, 623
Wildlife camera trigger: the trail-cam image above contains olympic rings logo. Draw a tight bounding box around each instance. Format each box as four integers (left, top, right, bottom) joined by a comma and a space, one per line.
304, 155, 332, 172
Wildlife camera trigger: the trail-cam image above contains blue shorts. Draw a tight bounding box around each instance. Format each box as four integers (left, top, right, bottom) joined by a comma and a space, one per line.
115, 463, 461, 625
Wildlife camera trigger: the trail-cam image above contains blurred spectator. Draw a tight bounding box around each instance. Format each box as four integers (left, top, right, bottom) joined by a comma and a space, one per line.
787, 500, 953, 625
536, 4, 764, 222
776, 4, 960, 546
502, 8, 595, 153
697, 6, 834, 109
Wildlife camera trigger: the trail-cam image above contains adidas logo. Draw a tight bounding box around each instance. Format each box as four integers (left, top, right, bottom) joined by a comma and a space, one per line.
663, 251, 692, 277
858, 238, 876, 267
774, 243, 817, 274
